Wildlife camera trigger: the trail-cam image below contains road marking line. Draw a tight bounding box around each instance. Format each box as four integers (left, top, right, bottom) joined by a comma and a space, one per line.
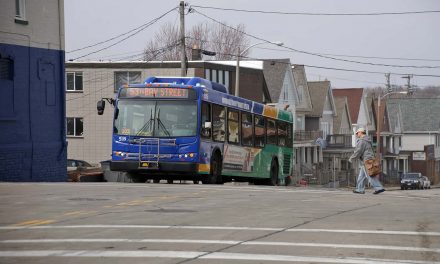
1, 239, 439, 253
11, 219, 55, 227
244, 241, 440, 253
1, 224, 439, 237
0, 239, 240, 245
0, 250, 437, 263
63, 211, 96, 216
0, 225, 281, 231
286, 228, 440, 236
202, 252, 439, 264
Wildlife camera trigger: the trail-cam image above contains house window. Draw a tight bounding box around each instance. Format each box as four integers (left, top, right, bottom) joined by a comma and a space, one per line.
205, 69, 211, 80
321, 122, 329, 140
205, 69, 231, 89
67, 117, 83, 137
0, 57, 13, 80
114, 71, 141, 92
15, 0, 27, 23
66, 72, 83, 92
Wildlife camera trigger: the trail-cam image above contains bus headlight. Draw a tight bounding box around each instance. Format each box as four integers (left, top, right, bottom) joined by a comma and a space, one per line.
179, 153, 195, 159
114, 151, 127, 157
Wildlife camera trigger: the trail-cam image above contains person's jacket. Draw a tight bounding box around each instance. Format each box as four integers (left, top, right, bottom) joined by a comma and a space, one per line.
349, 135, 374, 163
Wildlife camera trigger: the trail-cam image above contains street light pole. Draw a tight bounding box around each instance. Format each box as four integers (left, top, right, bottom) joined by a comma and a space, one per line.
235, 41, 283, 97
376, 91, 408, 157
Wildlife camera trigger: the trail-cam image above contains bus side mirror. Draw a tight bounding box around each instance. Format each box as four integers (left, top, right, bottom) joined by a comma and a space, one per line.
97, 100, 105, 115
202, 121, 212, 137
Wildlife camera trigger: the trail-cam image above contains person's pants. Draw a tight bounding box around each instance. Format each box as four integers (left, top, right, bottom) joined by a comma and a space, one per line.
355, 165, 384, 192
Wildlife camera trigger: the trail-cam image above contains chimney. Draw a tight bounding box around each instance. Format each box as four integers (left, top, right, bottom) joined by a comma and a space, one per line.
191, 44, 201, 60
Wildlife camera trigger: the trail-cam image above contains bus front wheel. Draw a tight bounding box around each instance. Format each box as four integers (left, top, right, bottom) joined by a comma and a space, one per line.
128, 173, 146, 183
204, 153, 222, 184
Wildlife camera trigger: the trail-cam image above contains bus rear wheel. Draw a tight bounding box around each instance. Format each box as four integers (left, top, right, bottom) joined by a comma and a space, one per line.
268, 160, 279, 186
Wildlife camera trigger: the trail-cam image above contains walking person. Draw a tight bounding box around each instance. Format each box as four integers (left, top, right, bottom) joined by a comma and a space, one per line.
349, 128, 385, 195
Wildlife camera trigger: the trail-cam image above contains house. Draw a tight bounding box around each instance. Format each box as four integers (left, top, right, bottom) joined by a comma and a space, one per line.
304, 81, 337, 183
387, 98, 440, 184
332, 88, 371, 145
0, 0, 66, 181
324, 95, 355, 186
290, 65, 321, 182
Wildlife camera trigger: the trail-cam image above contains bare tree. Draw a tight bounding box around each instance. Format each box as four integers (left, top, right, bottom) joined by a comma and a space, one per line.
144, 22, 250, 61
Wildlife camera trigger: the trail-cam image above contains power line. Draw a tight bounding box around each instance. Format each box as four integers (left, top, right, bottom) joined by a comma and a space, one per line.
191, 9, 440, 69
253, 46, 440, 63
70, 8, 177, 60
191, 5, 440, 16
187, 36, 440, 63
67, 7, 177, 54
302, 64, 440, 78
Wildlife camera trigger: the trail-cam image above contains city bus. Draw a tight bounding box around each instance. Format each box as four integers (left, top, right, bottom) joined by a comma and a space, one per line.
97, 77, 294, 185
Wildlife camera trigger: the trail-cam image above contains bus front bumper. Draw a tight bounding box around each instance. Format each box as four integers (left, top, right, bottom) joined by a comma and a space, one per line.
110, 161, 198, 173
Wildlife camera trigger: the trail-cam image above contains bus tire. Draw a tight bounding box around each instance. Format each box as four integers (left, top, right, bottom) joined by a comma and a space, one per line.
268, 159, 279, 186
204, 153, 222, 184
128, 173, 146, 183
153, 179, 161, 183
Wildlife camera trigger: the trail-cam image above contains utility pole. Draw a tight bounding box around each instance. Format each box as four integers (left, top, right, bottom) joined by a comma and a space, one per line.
385, 73, 392, 93
180, 1, 186, 77
402, 75, 413, 95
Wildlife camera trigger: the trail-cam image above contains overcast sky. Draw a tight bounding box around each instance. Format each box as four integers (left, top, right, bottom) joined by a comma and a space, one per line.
64, 0, 440, 88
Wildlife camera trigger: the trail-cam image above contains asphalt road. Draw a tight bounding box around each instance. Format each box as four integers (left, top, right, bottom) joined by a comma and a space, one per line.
0, 182, 439, 264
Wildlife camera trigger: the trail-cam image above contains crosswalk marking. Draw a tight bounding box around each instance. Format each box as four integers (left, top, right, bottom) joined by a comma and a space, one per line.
2, 224, 439, 236
0, 250, 437, 264
1, 238, 439, 253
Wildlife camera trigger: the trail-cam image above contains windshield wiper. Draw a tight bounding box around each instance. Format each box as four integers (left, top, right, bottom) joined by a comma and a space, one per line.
156, 109, 171, 137
136, 109, 155, 136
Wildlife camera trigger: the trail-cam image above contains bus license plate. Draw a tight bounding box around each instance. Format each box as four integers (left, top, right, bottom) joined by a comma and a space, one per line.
140, 162, 157, 168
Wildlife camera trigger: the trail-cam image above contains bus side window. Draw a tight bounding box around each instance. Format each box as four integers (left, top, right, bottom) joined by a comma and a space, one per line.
212, 104, 225, 142
277, 121, 287, 146
267, 119, 277, 145
227, 109, 239, 144
201, 102, 211, 138
254, 115, 265, 148
241, 112, 253, 147
287, 122, 293, 147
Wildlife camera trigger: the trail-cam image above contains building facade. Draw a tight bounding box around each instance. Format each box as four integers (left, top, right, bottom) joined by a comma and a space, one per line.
0, 0, 66, 181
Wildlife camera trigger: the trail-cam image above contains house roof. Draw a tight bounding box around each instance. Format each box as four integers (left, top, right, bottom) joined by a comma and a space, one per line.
332, 88, 364, 123
307, 81, 331, 117
333, 96, 351, 134
262, 59, 291, 104
291, 64, 313, 112
387, 98, 440, 132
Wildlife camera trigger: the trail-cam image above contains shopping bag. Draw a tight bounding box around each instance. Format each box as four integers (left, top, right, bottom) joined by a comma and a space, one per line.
364, 157, 381, 177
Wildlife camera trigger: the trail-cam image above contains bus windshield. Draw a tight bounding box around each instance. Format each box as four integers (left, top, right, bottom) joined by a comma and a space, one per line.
115, 100, 197, 137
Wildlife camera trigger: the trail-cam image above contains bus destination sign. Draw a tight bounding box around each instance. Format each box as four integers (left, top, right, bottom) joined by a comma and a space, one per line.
120, 87, 191, 99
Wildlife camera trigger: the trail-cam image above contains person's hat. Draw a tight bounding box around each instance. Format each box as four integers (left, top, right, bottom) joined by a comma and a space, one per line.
356, 127, 366, 134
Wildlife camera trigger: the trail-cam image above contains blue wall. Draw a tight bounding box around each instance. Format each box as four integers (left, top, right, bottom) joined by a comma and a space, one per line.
0, 43, 67, 181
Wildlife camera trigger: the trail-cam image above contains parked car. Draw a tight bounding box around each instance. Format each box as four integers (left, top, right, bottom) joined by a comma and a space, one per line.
400, 172, 423, 190
421, 176, 431, 189
67, 159, 104, 182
